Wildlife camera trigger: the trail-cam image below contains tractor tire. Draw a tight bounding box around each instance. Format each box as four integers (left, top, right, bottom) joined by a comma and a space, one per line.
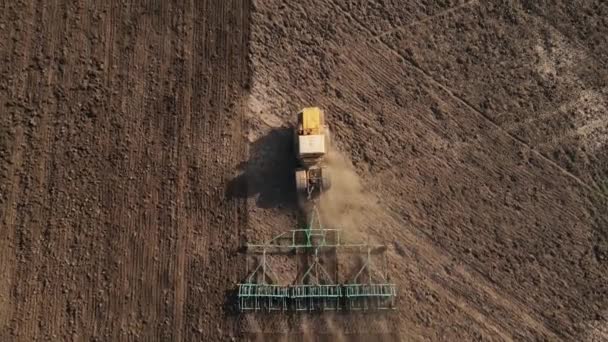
321, 168, 331, 191
295, 169, 308, 195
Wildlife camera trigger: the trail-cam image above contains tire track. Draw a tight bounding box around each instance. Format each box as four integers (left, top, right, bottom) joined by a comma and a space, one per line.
328, 42, 562, 341
378, 178, 564, 341
367, 0, 608, 197
333, 0, 479, 56
378, 37, 607, 201
365, 35, 576, 340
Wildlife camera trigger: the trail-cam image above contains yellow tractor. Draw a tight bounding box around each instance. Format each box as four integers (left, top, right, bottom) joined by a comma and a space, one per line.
294, 107, 331, 202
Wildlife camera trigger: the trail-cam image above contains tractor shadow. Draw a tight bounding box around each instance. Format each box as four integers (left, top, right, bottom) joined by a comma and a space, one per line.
226, 127, 299, 211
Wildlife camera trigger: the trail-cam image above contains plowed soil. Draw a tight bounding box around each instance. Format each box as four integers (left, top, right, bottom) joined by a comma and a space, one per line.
1, 1, 607, 341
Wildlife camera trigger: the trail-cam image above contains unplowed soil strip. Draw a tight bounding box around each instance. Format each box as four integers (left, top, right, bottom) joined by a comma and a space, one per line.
325, 35, 566, 339
381, 40, 605, 200
373, 38, 567, 340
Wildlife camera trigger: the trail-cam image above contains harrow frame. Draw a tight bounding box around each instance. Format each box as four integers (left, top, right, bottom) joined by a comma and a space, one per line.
237, 207, 397, 312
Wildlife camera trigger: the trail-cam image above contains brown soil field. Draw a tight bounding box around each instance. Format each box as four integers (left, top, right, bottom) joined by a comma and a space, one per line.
1, 0, 607, 341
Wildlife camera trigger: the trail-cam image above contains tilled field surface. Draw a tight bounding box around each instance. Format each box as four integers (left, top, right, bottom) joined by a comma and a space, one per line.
1, 1, 607, 341
1, 1, 250, 341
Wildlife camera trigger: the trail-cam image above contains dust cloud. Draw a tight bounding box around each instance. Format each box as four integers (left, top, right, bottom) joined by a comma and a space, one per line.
324, 315, 346, 342
318, 148, 386, 242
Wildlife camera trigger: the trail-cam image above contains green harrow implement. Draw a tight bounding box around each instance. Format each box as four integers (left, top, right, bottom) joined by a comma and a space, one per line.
237, 207, 397, 312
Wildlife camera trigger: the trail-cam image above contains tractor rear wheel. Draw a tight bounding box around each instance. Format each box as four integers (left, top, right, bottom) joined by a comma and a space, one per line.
321, 168, 331, 191
295, 169, 308, 195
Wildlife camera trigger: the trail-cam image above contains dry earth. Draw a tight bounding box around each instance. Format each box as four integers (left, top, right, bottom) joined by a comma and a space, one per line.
1, 0, 607, 341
